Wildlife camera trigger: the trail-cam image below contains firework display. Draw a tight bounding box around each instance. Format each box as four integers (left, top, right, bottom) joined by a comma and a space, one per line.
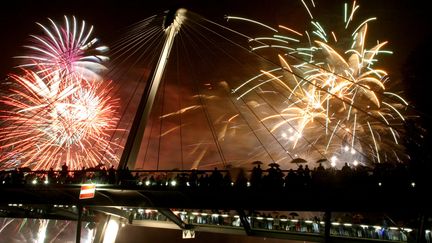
0, 4, 426, 243
0, 2, 414, 171
0, 16, 119, 170
15, 15, 109, 82
231, 1, 408, 166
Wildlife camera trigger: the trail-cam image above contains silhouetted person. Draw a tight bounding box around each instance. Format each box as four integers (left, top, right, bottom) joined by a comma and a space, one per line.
284, 169, 297, 189
304, 165, 310, 177
189, 169, 198, 187
125, 166, 132, 179
316, 163, 325, 173
120, 166, 133, 185
297, 164, 304, 174
235, 168, 248, 188
11, 168, 21, 184
108, 165, 116, 184
100, 167, 108, 183
47, 167, 55, 183
60, 163, 68, 183
341, 162, 351, 174
74, 166, 86, 183
297, 165, 306, 188
251, 164, 263, 189
222, 170, 232, 188
303, 165, 311, 187
209, 167, 223, 188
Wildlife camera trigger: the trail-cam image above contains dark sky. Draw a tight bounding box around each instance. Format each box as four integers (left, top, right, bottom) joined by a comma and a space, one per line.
0, 0, 428, 79
0, 0, 429, 170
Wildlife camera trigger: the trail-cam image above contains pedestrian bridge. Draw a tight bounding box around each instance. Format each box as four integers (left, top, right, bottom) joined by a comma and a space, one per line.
0, 7, 431, 243
0, 169, 429, 243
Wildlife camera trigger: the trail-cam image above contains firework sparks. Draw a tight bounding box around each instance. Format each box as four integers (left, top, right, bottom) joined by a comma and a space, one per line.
15, 15, 109, 82
0, 218, 91, 242
0, 70, 120, 170
1, 16, 120, 170
231, 0, 408, 166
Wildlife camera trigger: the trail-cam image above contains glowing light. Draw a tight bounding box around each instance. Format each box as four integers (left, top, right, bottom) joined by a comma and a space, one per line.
36, 219, 48, 243
103, 220, 119, 243
232, 1, 407, 167
0, 71, 120, 170
330, 156, 337, 167
226, 16, 278, 32
278, 25, 303, 36
170, 180, 177, 186
84, 229, 95, 243
403, 228, 412, 233
301, 0, 314, 19
15, 16, 108, 82
0, 16, 120, 171
273, 34, 300, 42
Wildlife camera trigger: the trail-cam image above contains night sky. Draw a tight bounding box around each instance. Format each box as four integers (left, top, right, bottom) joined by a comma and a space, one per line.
0, 1, 430, 242
0, 0, 430, 170
0, 0, 428, 78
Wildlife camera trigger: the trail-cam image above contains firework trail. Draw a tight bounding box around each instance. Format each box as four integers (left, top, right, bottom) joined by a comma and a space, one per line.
231, 1, 408, 166
15, 15, 109, 82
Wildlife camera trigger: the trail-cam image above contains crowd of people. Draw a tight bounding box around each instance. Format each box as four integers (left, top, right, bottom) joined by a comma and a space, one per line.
0, 162, 430, 242
0, 161, 427, 191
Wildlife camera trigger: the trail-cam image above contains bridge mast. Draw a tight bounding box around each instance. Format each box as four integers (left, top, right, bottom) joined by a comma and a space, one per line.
119, 9, 186, 169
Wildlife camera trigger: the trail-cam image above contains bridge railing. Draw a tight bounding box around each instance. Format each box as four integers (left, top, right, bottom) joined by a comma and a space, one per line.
0, 167, 422, 193
128, 208, 416, 242
0, 168, 430, 242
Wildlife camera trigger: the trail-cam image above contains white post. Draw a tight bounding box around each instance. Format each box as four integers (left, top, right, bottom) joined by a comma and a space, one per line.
119, 9, 187, 169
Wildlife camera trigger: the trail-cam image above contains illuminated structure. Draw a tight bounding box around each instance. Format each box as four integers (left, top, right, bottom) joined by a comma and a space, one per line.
0, 3, 429, 243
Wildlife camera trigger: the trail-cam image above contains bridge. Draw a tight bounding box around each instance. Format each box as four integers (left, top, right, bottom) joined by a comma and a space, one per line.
0, 168, 430, 242
0, 6, 431, 243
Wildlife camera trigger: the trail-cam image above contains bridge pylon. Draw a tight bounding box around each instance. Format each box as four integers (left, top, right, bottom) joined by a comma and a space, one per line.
119, 9, 187, 170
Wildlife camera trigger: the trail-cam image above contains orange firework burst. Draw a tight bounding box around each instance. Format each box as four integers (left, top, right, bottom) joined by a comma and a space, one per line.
230, 0, 408, 166
0, 70, 120, 170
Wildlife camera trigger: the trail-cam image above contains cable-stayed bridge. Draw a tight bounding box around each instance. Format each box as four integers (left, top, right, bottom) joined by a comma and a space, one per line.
0, 8, 431, 243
